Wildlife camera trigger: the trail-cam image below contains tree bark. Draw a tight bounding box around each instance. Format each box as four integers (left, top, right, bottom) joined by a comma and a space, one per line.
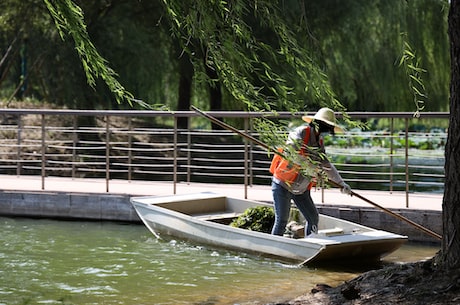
177, 53, 193, 129
441, 0, 460, 269
205, 63, 223, 130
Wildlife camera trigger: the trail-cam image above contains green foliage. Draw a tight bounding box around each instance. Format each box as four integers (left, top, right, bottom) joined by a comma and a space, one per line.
43, 0, 137, 107
230, 206, 274, 233
0, 0, 450, 122
300, 0, 449, 113
159, 0, 355, 144
399, 37, 427, 117
0, 0, 178, 111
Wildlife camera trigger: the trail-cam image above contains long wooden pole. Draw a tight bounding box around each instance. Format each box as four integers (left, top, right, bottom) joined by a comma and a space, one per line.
191, 106, 277, 154
191, 106, 442, 240
327, 179, 441, 240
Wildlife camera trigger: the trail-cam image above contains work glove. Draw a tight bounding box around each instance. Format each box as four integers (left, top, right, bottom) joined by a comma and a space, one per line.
340, 183, 352, 196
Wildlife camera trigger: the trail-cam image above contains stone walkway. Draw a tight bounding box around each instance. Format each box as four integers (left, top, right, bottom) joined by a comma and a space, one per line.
0, 174, 442, 211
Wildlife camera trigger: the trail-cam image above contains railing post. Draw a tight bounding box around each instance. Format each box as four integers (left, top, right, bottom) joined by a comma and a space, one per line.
321, 182, 325, 203
105, 115, 110, 193
249, 118, 254, 187
41, 114, 46, 190
72, 116, 77, 179
16, 115, 22, 176
405, 118, 409, 207
390, 118, 394, 193
187, 117, 191, 184
128, 117, 132, 182
173, 116, 178, 194
244, 117, 249, 199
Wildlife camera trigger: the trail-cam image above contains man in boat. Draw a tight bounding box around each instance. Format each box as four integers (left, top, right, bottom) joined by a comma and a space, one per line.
269, 107, 352, 237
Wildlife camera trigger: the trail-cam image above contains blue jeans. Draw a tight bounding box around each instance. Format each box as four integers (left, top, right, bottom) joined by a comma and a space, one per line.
271, 181, 319, 236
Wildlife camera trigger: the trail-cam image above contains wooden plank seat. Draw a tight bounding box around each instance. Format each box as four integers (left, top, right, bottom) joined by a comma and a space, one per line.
318, 227, 344, 236
193, 211, 242, 222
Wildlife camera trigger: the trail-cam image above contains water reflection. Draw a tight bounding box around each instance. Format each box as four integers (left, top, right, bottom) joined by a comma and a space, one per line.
0, 217, 439, 305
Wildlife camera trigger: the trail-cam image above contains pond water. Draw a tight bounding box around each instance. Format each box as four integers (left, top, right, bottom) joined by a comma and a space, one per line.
327, 147, 445, 193
0, 217, 439, 305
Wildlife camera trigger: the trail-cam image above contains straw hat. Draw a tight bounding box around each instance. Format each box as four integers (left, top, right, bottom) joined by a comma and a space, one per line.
302, 107, 344, 133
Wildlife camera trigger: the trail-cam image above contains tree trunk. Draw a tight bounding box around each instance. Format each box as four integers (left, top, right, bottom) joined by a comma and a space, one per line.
440, 0, 460, 269
205, 64, 223, 130
177, 53, 193, 129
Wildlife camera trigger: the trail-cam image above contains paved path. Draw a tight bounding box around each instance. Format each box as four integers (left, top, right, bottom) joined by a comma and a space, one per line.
0, 174, 442, 211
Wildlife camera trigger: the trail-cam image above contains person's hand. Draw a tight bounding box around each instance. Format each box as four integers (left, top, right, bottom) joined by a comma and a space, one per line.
341, 183, 352, 195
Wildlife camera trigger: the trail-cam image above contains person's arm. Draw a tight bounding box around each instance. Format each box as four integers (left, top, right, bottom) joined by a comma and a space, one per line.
319, 148, 352, 195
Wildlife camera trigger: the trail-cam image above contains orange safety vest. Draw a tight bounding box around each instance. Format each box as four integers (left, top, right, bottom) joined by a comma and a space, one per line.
269, 126, 312, 185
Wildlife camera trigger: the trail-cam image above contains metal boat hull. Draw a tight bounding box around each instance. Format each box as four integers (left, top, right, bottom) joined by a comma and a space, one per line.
131, 193, 407, 264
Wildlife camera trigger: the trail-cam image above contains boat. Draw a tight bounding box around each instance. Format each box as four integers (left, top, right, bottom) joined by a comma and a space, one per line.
130, 192, 407, 265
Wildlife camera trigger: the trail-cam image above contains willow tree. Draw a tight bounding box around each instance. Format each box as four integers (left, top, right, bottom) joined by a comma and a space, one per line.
2, 0, 448, 116
293, 0, 449, 112
158, 0, 351, 137
0, 0, 175, 110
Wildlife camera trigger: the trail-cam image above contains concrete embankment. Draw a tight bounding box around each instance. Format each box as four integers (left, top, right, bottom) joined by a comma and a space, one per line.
0, 175, 442, 244
0, 190, 140, 222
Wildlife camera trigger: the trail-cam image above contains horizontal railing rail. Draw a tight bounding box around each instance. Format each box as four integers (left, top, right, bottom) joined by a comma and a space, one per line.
0, 109, 448, 207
